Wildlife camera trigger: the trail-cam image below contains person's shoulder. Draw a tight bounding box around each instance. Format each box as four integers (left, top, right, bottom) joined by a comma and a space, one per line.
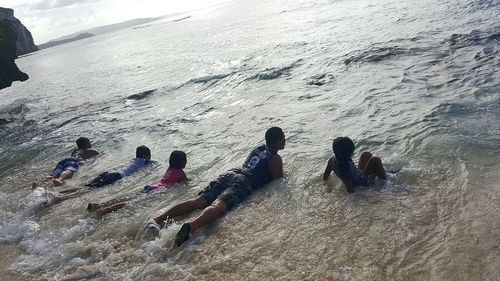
269, 154, 282, 164
251, 144, 267, 152
78, 149, 99, 160
137, 158, 154, 166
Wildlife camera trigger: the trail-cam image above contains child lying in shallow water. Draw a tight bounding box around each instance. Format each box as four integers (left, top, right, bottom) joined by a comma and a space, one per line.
32, 137, 100, 188
87, 150, 188, 218
35, 145, 153, 205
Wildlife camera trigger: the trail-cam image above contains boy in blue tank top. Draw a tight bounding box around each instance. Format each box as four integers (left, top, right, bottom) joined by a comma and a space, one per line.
145, 127, 286, 246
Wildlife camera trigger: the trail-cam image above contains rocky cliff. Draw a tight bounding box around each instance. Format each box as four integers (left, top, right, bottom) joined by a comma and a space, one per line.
0, 7, 38, 56
0, 18, 29, 90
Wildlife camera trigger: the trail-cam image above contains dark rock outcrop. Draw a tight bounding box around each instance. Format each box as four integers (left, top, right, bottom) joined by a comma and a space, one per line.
0, 7, 38, 56
0, 18, 29, 90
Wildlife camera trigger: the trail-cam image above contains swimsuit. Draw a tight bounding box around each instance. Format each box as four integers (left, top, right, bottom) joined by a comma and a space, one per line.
51, 157, 81, 177
329, 157, 369, 187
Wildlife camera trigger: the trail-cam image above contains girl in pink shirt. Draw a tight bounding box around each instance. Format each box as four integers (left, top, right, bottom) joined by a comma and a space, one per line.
88, 151, 188, 218
143, 151, 187, 192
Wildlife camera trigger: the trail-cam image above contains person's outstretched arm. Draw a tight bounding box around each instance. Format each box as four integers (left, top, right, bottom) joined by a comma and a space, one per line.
269, 155, 283, 179
340, 178, 355, 193
323, 158, 333, 180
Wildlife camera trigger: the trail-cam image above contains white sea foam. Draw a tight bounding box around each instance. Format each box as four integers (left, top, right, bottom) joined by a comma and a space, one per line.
9, 219, 96, 274
0, 0, 499, 279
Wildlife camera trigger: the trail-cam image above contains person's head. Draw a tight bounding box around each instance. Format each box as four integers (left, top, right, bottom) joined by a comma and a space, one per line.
332, 137, 355, 162
136, 145, 151, 160
169, 150, 187, 169
76, 137, 92, 149
265, 127, 286, 151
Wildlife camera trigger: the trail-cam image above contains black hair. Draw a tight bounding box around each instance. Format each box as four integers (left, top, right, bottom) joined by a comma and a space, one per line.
169, 150, 187, 169
265, 127, 285, 147
76, 137, 91, 149
332, 137, 355, 179
136, 145, 151, 159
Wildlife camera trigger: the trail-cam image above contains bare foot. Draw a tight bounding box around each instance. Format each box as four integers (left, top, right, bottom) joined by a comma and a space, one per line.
52, 178, 64, 187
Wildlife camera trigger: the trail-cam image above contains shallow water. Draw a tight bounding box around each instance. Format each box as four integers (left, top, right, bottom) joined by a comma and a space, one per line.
0, 0, 499, 280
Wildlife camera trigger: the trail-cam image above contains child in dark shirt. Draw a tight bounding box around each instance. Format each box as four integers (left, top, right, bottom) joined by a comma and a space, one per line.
323, 137, 387, 193
32, 137, 99, 188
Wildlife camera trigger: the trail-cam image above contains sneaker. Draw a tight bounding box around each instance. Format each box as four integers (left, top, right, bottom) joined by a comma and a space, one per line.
175, 223, 191, 247
144, 219, 161, 240
87, 203, 100, 211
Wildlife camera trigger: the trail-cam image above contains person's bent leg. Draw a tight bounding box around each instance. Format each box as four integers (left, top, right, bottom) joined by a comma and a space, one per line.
85, 172, 108, 187
59, 170, 74, 181
364, 156, 387, 180
358, 151, 373, 172
153, 196, 209, 224
188, 199, 229, 232
175, 199, 230, 246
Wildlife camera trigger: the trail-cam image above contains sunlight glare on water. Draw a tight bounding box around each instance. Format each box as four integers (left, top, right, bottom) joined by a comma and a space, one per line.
0, 0, 499, 280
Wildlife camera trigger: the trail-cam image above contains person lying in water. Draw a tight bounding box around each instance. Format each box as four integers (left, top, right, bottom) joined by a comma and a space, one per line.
32, 137, 100, 188
38, 145, 153, 205
87, 150, 188, 218
145, 127, 286, 247
323, 136, 387, 193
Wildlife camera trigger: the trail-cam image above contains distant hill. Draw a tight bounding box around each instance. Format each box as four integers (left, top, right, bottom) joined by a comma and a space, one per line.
38, 15, 180, 49
38, 32, 94, 49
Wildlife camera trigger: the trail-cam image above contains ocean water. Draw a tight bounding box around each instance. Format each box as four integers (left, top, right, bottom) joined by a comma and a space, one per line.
0, 0, 499, 280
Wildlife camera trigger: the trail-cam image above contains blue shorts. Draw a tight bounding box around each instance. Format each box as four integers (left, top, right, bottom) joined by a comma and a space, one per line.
199, 170, 253, 210
51, 157, 80, 177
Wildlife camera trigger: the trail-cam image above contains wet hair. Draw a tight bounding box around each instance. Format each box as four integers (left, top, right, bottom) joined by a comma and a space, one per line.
332, 137, 355, 179
136, 145, 151, 159
76, 137, 91, 149
265, 127, 285, 148
169, 150, 187, 169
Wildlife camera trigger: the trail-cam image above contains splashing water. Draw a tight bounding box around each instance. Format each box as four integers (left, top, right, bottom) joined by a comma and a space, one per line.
0, 0, 499, 280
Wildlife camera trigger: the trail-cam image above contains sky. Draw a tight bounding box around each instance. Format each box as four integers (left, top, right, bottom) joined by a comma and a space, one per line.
0, 0, 229, 44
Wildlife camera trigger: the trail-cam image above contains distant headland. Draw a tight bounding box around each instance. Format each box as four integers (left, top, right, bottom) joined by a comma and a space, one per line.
38, 32, 95, 49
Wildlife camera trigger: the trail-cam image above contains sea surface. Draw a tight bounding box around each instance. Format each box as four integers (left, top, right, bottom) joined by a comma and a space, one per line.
0, 0, 499, 280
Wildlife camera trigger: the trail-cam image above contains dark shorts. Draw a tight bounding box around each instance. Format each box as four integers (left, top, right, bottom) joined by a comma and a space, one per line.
199, 171, 253, 210
51, 157, 80, 177
85, 171, 123, 189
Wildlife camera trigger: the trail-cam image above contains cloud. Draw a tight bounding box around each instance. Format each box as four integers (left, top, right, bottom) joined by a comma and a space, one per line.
29, 0, 102, 10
